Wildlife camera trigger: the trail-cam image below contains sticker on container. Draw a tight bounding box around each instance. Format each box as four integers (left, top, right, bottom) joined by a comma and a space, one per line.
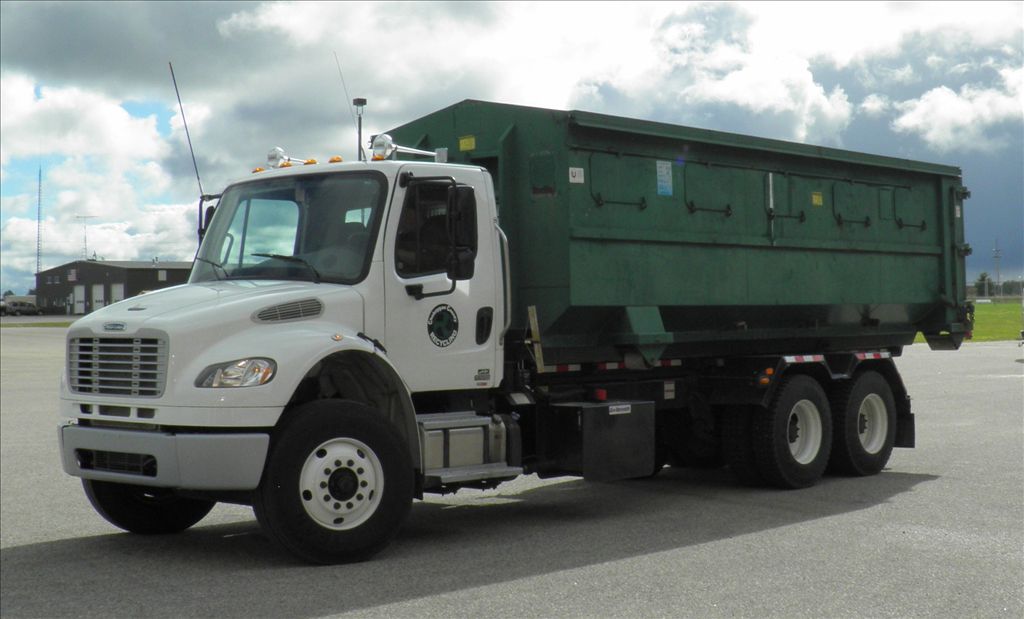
608, 404, 632, 415
955, 205, 961, 218
458, 135, 476, 152
656, 160, 673, 196
811, 191, 824, 207
569, 167, 585, 184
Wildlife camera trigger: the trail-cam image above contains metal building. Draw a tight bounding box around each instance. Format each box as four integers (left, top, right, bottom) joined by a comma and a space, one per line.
34, 260, 192, 315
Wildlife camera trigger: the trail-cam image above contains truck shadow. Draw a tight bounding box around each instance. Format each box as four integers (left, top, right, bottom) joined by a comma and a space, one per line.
0, 469, 935, 618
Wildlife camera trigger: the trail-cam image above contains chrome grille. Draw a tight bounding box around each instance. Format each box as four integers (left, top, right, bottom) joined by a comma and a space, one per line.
69, 336, 168, 397
254, 298, 323, 322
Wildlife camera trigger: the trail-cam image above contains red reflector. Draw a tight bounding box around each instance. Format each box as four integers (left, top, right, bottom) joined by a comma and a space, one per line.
594, 389, 608, 401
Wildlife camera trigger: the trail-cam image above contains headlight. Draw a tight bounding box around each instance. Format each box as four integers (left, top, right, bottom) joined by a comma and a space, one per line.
196, 358, 276, 388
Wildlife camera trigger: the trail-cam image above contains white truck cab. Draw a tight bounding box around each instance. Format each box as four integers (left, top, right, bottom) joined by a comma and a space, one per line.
59, 142, 518, 562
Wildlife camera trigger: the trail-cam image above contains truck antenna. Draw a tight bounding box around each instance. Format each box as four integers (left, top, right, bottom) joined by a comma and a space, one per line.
333, 52, 365, 161
169, 62, 217, 245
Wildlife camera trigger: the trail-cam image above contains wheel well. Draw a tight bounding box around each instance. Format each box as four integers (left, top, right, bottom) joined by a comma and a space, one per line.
282, 351, 420, 470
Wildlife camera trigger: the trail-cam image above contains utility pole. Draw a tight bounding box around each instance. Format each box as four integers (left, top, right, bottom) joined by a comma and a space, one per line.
36, 166, 42, 275
75, 215, 97, 260
993, 239, 1002, 297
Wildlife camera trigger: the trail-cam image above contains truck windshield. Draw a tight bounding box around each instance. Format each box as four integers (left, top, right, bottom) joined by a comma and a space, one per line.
190, 171, 387, 285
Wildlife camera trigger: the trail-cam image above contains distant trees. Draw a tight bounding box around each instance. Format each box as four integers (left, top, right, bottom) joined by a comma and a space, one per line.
975, 273, 992, 296
973, 272, 1024, 297
2, 290, 13, 298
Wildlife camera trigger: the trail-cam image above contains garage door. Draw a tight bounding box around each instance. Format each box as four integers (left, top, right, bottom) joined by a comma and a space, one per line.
74, 286, 86, 315
91, 284, 105, 310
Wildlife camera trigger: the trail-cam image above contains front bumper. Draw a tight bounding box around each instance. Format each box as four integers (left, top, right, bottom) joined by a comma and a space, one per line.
59, 423, 269, 490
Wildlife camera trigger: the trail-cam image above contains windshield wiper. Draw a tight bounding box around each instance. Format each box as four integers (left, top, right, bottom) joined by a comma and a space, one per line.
251, 253, 321, 284
193, 256, 229, 280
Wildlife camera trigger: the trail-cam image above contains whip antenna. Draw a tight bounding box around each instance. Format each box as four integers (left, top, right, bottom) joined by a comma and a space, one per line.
333, 52, 365, 161
169, 62, 219, 246
169, 62, 204, 196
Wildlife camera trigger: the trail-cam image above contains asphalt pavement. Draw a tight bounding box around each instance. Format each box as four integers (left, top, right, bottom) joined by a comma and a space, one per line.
1, 324, 1021, 618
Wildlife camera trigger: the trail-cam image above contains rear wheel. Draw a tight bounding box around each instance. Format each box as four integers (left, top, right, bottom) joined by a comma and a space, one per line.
83, 480, 215, 534
752, 375, 832, 489
253, 400, 414, 564
828, 371, 897, 476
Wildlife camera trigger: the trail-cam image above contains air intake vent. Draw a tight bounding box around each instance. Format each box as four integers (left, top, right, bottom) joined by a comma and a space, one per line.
255, 298, 323, 322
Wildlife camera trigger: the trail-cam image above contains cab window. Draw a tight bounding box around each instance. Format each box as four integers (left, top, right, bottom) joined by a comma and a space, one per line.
395, 183, 451, 277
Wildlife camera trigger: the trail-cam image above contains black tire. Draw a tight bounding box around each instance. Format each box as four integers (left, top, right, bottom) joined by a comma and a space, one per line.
253, 400, 414, 564
752, 375, 832, 489
828, 371, 897, 476
83, 480, 215, 534
722, 406, 763, 486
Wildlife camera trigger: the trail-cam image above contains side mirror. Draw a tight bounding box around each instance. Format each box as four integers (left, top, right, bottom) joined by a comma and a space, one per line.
446, 186, 477, 281
197, 194, 220, 244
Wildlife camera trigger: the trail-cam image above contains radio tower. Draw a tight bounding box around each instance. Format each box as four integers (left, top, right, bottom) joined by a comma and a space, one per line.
75, 215, 97, 259
36, 166, 42, 275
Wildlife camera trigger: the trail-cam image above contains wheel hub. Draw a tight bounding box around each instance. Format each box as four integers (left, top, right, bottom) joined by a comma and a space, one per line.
787, 399, 823, 465
857, 393, 888, 454
299, 437, 383, 531
327, 468, 359, 502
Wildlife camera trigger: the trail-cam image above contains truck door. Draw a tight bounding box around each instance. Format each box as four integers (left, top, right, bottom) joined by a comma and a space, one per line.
383, 164, 500, 393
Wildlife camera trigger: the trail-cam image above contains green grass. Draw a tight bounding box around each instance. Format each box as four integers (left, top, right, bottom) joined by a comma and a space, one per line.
913, 299, 1023, 344
967, 300, 1024, 342
0, 321, 74, 328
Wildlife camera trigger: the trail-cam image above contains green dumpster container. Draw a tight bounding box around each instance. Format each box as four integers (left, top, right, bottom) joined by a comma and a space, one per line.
388, 100, 972, 365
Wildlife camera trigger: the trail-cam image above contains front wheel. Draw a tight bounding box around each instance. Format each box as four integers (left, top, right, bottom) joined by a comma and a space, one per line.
83, 480, 215, 534
253, 400, 414, 564
752, 375, 832, 489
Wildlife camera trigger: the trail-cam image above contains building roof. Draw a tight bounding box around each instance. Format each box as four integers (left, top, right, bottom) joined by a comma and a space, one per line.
38, 259, 193, 275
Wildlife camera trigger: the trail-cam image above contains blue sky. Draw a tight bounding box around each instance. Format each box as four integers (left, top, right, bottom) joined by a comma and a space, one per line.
1, 1, 1021, 295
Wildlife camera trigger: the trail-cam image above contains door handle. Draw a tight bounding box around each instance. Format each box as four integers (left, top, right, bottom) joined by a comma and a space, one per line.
476, 307, 494, 345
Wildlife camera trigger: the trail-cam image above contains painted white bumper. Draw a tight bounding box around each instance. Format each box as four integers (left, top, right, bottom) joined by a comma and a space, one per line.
59, 423, 269, 490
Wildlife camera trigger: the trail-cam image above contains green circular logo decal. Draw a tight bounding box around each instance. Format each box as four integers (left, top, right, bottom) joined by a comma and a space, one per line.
427, 304, 459, 347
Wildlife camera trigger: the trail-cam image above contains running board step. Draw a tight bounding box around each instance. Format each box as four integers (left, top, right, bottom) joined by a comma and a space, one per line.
424, 463, 523, 484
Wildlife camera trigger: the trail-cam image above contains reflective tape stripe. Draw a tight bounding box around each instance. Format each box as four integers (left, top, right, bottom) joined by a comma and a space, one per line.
855, 351, 892, 360
542, 364, 582, 373
783, 355, 825, 363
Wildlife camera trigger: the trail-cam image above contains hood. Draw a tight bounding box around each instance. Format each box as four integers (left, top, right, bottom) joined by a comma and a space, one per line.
71, 280, 364, 336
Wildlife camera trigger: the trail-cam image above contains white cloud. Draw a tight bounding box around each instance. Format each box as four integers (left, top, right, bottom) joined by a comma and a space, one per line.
892, 66, 1024, 152
743, 1, 1022, 68
860, 94, 891, 117
0, 73, 198, 291
0, 72, 168, 166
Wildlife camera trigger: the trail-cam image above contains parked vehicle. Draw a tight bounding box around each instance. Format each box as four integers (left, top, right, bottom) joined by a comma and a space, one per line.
58, 100, 972, 563
2, 300, 43, 316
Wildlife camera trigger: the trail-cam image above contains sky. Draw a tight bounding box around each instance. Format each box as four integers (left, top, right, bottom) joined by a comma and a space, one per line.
1, 1, 1022, 295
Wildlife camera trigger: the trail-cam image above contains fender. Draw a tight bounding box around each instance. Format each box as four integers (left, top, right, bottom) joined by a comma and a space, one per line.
278, 329, 421, 472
